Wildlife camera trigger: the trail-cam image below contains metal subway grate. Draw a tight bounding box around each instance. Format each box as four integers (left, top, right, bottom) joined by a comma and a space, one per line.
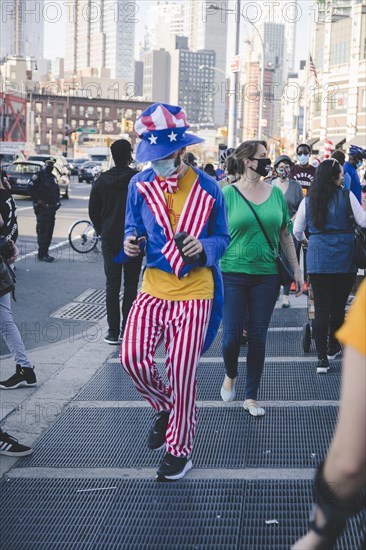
75, 288, 107, 304
51, 288, 108, 321
240, 480, 365, 550
147, 327, 316, 358
269, 307, 308, 328
75, 361, 342, 402
19, 407, 337, 469
0, 478, 126, 549
51, 302, 107, 321
1, 478, 364, 550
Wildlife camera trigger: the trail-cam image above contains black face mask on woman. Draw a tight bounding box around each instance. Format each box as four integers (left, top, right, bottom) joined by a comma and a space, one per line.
248, 157, 271, 177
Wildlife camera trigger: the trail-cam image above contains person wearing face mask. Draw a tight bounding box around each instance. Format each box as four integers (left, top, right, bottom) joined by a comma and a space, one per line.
290, 143, 316, 197
343, 145, 366, 204
89, 139, 143, 345
219, 141, 303, 416
27, 158, 60, 262
293, 159, 366, 374
272, 155, 304, 307
119, 102, 229, 481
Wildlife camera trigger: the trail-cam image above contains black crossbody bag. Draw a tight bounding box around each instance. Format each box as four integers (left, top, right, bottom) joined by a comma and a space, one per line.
233, 186, 295, 286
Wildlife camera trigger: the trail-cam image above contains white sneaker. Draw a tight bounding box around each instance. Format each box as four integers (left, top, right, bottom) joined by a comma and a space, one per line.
243, 400, 265, 417
220, 376, 237, 402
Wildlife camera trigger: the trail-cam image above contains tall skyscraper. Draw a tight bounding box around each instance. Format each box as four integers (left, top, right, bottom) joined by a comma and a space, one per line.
170, 48, 216, 124
143, 49, 171, 103
186, 0, 228, 126
250, 21, 286, 138
0, 0, 44, 61
65, 0, 135, 82
151, 2, 185, 54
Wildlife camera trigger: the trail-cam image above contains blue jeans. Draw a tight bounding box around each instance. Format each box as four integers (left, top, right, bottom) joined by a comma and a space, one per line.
222, 272, 280, 400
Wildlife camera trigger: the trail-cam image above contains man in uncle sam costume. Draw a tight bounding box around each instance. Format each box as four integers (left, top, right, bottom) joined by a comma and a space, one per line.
119, 102, 229, 481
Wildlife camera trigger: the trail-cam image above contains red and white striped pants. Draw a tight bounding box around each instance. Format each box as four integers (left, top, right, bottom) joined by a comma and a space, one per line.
120, 292, 212, 457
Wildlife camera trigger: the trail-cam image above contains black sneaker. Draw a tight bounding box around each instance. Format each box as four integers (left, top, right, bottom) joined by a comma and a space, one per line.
0, 431, 32, 456
156, 452, 193, 481
0, 365, 37, 389
316, 359, 330, 374
38, 255, 55, 263
327, 343, 342, 360
103, 332, 119, 345
147, 411, 170, 450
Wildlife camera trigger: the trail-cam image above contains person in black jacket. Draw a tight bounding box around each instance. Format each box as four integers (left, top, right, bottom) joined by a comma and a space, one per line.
0, 171, 18, 243
89, 139, 143, 344
27, 158, 60, 262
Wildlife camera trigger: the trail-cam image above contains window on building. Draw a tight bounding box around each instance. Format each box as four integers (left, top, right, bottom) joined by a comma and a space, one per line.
330, 42, 350, 65
86, 106, 94, 115
71, 119, 77, 128
362, 89, 366, 112
46, 117, 53, 127
57, 104, 64, 115
71, 105, 77, 115
79, 106, 85, 115
79, 120, 85, 127
35, 102, 42, 113
329, 90, 347, 113
361, 16, 366, 60
57, 118, 64, 129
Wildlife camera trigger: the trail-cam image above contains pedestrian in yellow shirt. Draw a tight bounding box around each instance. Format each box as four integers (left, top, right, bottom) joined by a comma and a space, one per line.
292, 279, 366, 549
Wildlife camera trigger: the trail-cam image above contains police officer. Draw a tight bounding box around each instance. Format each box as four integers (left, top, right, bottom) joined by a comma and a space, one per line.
28, 158, 60, 262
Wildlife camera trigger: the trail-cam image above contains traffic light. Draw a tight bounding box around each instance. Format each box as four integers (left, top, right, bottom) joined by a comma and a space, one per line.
126, 120, 134, 132
106, 137, 111, 147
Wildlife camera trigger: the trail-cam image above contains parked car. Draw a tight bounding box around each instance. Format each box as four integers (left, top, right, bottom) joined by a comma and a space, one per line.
78, 161, 103, 183
66, 158, 77, 175
6, 159, 70, 198
4, 161, 43, 196
27, 154, 70, 174
72, 158, 89, 177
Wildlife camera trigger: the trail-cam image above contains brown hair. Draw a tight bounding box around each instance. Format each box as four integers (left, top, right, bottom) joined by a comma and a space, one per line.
331, 149, 346, 166
233, 140, 267, 176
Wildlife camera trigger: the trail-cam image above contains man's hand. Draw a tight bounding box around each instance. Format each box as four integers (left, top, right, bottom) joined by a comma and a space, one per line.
182, 235, 203, 257
124, 235, 141, 257
7, 241, 19, 264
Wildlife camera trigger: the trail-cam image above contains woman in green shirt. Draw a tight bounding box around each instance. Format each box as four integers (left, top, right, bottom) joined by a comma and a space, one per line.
220, 140, 303, 416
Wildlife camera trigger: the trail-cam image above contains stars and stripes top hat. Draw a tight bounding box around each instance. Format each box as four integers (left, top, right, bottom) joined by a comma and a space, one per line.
134, 102, 204, 163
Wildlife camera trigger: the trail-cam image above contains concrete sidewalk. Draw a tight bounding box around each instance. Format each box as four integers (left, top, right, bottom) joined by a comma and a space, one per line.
0, 244, 115, 476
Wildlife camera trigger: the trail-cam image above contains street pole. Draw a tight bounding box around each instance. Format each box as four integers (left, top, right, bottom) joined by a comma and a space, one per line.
227, 0, 240, 149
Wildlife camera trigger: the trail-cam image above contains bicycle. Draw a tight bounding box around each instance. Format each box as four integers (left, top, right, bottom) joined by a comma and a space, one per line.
68, 220, 100, 253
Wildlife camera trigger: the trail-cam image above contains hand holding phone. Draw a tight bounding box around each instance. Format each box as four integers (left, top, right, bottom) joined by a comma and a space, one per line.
174, 231, 200, 264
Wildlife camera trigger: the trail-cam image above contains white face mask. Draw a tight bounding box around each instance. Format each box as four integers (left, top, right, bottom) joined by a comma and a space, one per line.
297, 154, 309, 165
151, 159, 176, 178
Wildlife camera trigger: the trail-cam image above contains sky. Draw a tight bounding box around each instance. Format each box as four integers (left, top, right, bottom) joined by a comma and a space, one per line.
44, 0, 310, 70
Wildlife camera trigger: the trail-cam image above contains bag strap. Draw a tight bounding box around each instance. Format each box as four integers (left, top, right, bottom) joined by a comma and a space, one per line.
232, 185, 276, 255
343, 189, 358, 231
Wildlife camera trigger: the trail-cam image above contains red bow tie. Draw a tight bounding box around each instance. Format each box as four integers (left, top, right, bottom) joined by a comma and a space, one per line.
157, 173, 179, 194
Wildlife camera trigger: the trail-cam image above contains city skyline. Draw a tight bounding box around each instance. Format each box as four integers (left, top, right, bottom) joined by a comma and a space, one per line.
43, 1, 309, 72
